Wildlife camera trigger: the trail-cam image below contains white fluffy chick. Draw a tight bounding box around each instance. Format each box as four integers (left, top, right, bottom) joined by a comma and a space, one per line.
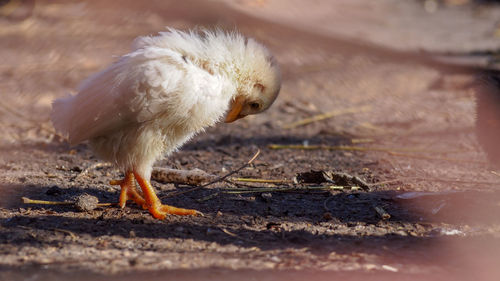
51, 28, 281, 219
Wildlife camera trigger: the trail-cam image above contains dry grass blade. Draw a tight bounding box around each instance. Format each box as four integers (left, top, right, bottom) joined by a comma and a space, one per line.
22, 197, 73, 205
351, 138, 375, 144
282, 105, 371, 129
231, 177, 292, 184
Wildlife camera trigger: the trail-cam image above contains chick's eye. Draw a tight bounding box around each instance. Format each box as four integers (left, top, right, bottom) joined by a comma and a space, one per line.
250, 102, 261, 110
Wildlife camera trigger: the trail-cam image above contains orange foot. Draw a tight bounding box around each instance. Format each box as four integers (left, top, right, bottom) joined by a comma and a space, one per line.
133, 171, 203, 220
110, 172, 146, 209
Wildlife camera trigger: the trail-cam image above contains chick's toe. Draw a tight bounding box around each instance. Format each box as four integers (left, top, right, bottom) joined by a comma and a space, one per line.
110, 172, 147, 209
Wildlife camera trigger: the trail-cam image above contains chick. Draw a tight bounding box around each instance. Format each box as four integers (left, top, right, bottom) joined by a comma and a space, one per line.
51, 28, 281, 219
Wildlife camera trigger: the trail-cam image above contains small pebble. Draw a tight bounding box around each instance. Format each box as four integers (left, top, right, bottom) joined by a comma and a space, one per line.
74, 193, 99, 212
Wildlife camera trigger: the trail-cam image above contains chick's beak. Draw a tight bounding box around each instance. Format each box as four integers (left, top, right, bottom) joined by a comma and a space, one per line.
225, 96, 246, 123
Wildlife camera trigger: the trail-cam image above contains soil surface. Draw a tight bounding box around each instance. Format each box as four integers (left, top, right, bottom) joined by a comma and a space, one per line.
1, 0, 500, 280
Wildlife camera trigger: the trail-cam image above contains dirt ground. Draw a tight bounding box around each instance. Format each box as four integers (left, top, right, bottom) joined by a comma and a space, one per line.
1, 0, 500, 280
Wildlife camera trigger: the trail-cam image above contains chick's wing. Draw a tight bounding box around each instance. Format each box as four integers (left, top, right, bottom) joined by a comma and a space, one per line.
53, 47, 219, 145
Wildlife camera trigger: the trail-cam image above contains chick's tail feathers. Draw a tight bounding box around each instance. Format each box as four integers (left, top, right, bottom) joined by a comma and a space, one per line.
51, 94, 76, 143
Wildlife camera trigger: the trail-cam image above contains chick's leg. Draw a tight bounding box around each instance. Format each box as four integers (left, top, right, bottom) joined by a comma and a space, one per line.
133, 171, 202, 219
110, 171, 146, 209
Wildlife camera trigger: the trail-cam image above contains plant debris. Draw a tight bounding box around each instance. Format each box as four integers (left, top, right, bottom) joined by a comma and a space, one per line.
294, 170, 370, 191
373, 205, 391, 220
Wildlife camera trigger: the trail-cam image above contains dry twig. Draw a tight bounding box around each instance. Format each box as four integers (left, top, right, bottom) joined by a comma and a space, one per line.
162, 149, 261, 198
22, 197, 115, 207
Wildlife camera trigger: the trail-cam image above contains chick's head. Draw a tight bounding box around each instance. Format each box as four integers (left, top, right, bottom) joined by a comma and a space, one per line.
224, 38, 281, 123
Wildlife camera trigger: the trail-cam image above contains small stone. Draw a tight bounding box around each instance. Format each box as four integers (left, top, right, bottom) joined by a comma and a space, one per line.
74, 194, 99, 212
